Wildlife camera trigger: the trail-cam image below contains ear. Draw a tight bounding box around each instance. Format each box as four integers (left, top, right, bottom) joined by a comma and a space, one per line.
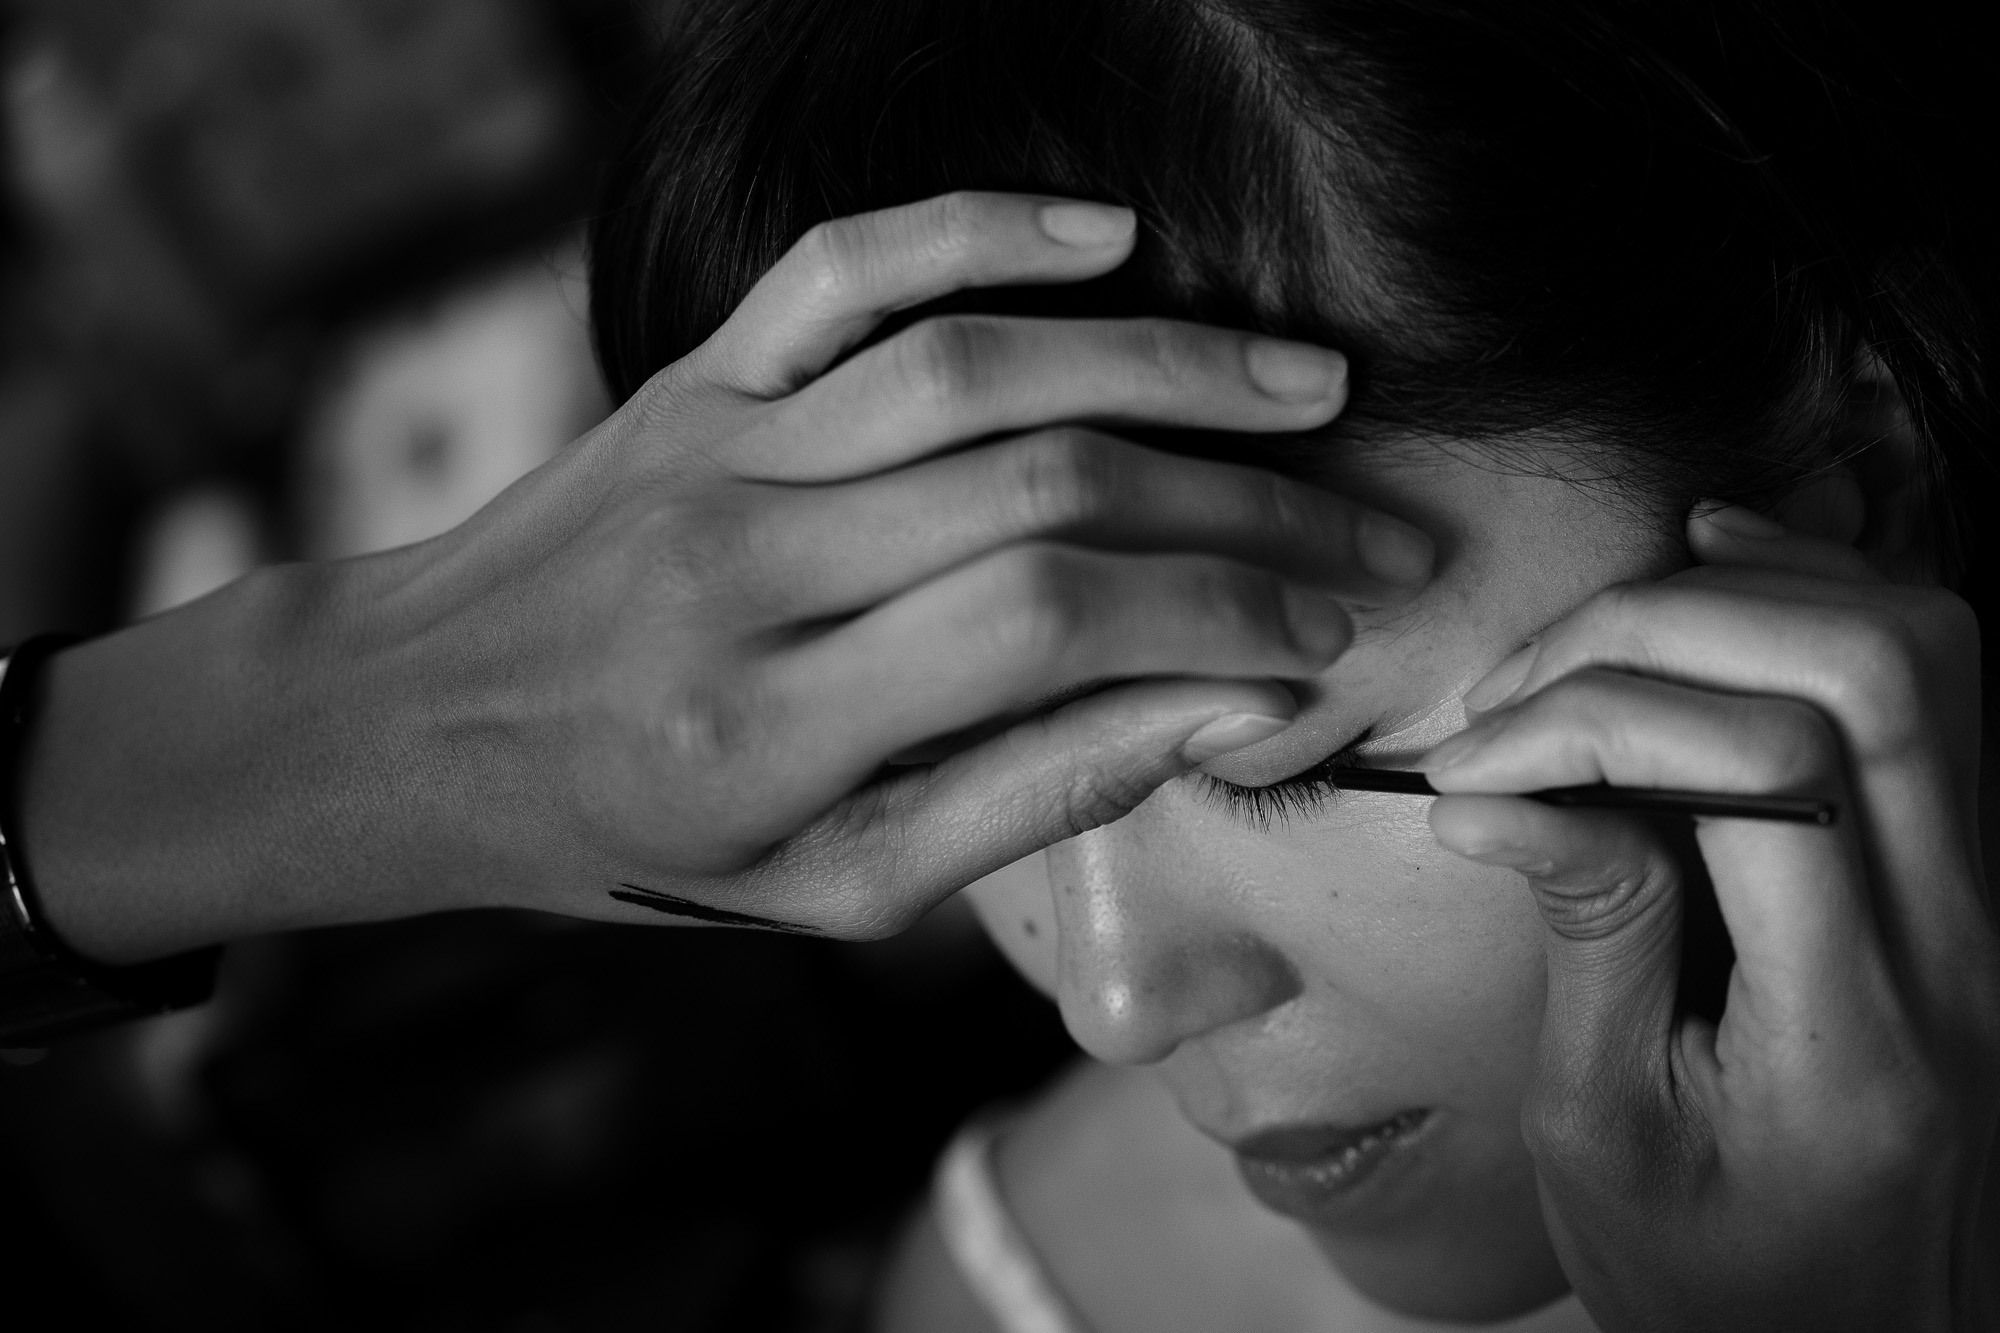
1773, 347, 1935, 583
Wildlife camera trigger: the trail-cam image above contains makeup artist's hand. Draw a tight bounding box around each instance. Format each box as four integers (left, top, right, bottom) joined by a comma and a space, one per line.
23, 191, 1433, 962
1420, 503, 1999, 1331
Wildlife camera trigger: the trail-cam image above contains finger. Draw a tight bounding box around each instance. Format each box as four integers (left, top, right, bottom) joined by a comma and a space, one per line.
1687, 501, 1885, 584
747, 428, 1432, 615
1448, 576, 1985, 984
1427, 795, 1691, 1180
694, 192, 1138, 396
1457, 575, 1979, 775
757, 677, 1299, 935
730, 314, 1347, 482
766, 543, 1348, 797
1426, 669, 1893, 1057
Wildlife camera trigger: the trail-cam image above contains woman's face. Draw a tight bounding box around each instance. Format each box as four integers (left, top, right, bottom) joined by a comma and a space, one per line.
970, 438, 1686, 1321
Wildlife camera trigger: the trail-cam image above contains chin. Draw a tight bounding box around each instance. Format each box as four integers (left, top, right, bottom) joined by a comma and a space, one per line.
1313, 1217, 1572, 1323
1281, 1116, 1573, 1322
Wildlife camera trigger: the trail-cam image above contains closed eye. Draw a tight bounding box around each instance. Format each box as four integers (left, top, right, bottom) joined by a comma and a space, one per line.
1197, 729, 1374, 829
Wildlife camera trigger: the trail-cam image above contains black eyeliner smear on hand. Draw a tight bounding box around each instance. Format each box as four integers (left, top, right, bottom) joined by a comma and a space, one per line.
610, 884, 820, 934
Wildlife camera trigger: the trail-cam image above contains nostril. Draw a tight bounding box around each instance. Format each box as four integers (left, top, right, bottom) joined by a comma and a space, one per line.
1058, 932, 1303, 1066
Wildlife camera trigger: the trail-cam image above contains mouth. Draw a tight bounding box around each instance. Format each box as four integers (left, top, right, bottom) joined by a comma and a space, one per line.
1231, 1108, 1433, 1223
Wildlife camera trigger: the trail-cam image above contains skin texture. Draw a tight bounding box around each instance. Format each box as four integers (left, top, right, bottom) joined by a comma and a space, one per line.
975, 449, 1680, 1322
875, 1058, 1601, 1333
13, 191, 1995, 1326
971, 432, 2000, 1327
18, 192, 1434, 962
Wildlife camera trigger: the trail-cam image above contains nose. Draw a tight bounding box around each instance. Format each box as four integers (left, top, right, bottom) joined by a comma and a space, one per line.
1048, 809, 1303, 1066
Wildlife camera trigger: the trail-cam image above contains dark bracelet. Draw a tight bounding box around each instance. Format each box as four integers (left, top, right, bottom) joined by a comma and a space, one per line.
1, 634, 220, 1047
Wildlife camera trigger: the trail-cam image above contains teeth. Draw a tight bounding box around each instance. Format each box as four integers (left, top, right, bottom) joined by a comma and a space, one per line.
1288, 1110, 1425, 1186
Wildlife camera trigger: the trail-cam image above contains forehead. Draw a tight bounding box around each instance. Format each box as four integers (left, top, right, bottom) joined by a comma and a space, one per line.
1201, 437, 1687, 786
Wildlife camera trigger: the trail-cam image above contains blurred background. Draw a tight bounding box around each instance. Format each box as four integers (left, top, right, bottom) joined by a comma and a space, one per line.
0, 2, 1077, 1328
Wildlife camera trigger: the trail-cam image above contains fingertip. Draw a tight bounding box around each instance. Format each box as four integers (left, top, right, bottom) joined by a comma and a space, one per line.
1426, 791, 1532, 860
1356, 511, 1434, 589
1459, 642, 1537, 716
1179, 711, 1295, 765
1687, 496, 1884, 582
1689, 500, 1788, 542
1278, 584, 1355, 663
1037, 200, 1138, 250
1244, 338, 1349, 407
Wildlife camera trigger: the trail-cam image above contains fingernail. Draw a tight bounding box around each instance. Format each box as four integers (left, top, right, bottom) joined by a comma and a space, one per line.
1280, 585, 1353, 661
1245, 339, 1347, 404
1357, 512, 1434, 587
1181, 713, 1293, 765
1421, 730, 1482, 774
1437, 827, 1525, 862
1461, 643, 1537, 715
1038, 201, 1136, 248
1695, 501, 1788, 539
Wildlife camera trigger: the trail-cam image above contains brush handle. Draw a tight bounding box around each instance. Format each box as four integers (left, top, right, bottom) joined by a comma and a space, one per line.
1327, 768, 1837, 826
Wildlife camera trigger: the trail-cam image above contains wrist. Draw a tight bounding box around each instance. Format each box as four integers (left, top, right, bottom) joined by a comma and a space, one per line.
17, 559, 456, 962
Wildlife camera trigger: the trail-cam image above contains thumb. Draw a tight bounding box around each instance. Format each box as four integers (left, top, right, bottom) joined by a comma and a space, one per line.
848, 677, 1298, 918
1428, 797, 1695, 1191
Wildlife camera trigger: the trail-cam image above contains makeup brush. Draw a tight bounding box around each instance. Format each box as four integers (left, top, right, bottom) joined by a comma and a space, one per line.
1327, 768, 1836, 825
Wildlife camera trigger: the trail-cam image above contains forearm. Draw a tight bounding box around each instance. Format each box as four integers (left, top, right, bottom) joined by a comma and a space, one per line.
14, 560, 465, 964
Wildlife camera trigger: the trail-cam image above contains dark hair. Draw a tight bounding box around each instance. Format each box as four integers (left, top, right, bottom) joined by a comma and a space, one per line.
590, 0, 1994, 586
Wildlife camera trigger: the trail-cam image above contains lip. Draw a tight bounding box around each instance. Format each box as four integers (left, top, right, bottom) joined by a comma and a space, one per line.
1231, 1108, 1433, 1224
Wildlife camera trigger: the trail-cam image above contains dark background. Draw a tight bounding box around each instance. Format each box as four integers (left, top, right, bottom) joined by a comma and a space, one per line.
0, 3, 1078, 1328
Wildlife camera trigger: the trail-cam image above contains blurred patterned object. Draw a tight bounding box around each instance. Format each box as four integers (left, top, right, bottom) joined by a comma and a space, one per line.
298, 234, 608, 560
0, 0, 649, 634
14, 0, 592, 316
1, 9, 1077, 1332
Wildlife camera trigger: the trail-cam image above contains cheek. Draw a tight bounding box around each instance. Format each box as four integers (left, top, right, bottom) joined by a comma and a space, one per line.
1339, 847, 1549, 1109
1300, 811, 1548, 1091
964, 851, 1059, 996
1158, 800, 1552, 1120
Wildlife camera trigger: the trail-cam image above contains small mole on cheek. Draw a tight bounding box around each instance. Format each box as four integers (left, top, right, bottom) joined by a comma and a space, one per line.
1023, 918, 1039, 938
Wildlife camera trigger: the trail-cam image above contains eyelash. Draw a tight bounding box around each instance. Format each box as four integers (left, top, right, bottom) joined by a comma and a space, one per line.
1197, 731, 1375, 830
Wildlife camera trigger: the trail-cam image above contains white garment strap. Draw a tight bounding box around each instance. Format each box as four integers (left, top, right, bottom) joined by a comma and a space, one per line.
932, 1114, 1094, 1333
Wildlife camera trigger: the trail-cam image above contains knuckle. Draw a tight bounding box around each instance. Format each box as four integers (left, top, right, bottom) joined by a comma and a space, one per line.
985, 545, 1095, 663
1214, 564, 1293, 643
1532, 858, 1675, 942
1254, 468, 1316, 545
1838, 608, 1921, 691
771, 781, 953, 940
1052, 760, 1158, 839
921, 190, 984, 264
1125, 319, 1192, 388
898, 316, 995, 413
1185, 562, 1293, 652
1911, 586, 1982, 661
656, 674, 776, 768
1824, 609, 1926, 744
1011, 430, 1123, 532
1583, 580, 1667, 635
790, 217, 866, 304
